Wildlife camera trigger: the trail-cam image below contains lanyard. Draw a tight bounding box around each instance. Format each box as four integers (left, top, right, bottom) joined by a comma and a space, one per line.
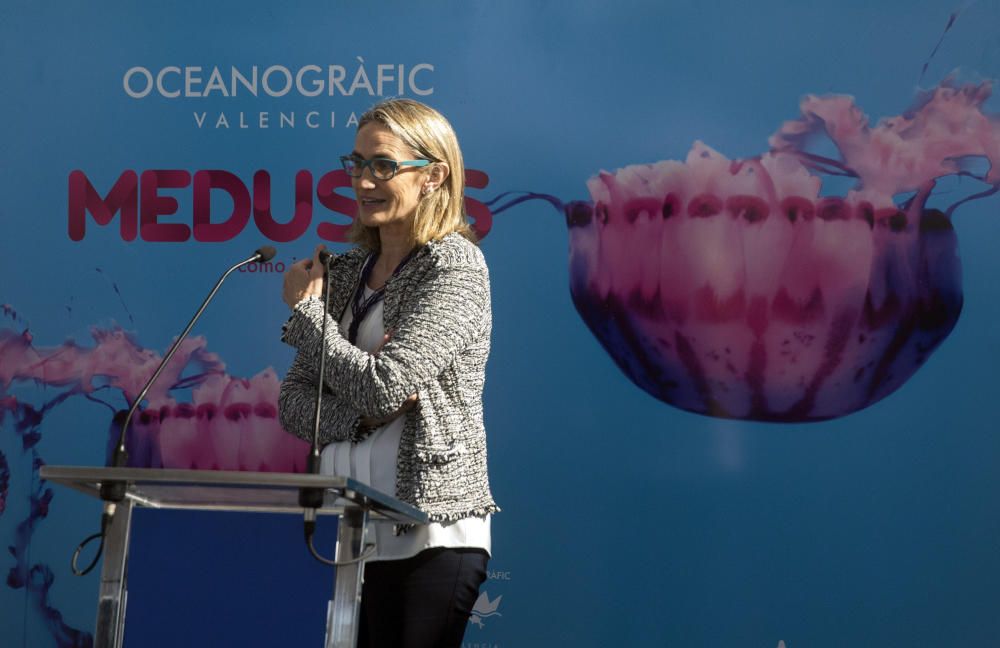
347, 249, 416, 345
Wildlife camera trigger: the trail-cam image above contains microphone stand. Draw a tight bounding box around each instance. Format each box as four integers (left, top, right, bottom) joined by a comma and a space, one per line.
71, 246, 277, 576
300, 251, 340, 566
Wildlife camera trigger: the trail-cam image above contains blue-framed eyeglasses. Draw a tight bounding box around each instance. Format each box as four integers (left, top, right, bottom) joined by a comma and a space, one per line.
340, 155, 431, 180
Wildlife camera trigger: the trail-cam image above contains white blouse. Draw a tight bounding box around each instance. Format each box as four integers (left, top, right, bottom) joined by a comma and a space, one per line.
320, 284, 491, 562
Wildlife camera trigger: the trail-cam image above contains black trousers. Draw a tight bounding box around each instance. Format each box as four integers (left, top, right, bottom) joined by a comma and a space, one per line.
357, 547, 489, 648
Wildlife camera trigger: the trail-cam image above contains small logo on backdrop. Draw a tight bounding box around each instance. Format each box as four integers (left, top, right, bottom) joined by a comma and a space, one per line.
468, 591, 502, 629
469, 568, 511, 630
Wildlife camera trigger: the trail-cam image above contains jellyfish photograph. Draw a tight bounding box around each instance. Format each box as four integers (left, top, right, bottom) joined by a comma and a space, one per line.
559, 81, 999, 422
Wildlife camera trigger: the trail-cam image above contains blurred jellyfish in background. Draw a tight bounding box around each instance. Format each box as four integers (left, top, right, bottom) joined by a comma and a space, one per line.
0, 312, 309, 646
0, 324, 308, 471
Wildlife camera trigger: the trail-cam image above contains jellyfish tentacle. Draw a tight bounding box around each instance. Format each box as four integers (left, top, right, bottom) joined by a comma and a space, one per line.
946, 183, 1000, 218
485, 191, 564, 215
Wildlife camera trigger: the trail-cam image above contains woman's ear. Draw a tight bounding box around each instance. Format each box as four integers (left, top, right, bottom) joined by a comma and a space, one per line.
424, 162, 450, 193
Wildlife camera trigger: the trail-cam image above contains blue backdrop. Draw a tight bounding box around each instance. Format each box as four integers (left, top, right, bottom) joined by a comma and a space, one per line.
2, 1, 1000, 646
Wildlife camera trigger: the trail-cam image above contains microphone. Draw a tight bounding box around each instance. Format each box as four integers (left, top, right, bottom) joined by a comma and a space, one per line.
74, 246, 279, 576
255, 246, 277, 262
317, 249, 334, 266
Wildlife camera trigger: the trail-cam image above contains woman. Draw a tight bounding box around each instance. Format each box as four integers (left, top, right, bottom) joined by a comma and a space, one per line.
278, 98, 497, 648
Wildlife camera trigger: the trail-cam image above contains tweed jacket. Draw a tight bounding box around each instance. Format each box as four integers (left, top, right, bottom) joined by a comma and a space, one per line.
279, 233, 498, 523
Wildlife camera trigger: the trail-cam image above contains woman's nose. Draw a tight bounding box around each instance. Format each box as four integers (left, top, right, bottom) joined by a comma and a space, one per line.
354, 174, 377, 190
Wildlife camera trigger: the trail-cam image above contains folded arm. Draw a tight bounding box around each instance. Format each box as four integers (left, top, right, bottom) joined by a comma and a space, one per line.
282, 261, 489, 420
278, 349, 364, 445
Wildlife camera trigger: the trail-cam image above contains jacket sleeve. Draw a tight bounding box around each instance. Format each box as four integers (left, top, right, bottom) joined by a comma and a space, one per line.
281, 260, 490, 419
278, 347, 365, 444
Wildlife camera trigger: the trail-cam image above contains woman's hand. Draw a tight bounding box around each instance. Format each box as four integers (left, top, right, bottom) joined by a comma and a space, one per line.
282, 244, 327, 309
359, 394, 418, 431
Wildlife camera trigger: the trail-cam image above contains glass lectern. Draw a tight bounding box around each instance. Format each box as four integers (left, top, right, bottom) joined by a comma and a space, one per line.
39, 466, 428, 648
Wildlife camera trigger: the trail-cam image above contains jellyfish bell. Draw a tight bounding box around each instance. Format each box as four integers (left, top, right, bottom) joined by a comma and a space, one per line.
238, 368, 309, 472
567, 170, 964, 422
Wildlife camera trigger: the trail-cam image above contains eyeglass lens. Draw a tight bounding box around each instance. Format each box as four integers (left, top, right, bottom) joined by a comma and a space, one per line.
342, 157, 399, 180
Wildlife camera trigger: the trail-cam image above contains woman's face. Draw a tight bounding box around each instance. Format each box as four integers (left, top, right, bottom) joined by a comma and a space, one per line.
350, 122, 427, 234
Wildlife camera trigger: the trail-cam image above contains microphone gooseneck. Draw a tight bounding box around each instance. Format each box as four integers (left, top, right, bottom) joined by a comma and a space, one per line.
72, 246, 279, 577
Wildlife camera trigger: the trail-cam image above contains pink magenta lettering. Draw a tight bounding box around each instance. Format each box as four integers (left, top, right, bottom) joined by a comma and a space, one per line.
68, 170, 139, 241
141, 170, 192, 242
252, 170, 313, 242
193, 170, 251, 242
68, 168, 493, 242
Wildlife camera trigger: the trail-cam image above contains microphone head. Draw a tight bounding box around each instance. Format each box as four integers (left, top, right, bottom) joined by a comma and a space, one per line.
318, 249, 334, 266
255, 246, 277, 262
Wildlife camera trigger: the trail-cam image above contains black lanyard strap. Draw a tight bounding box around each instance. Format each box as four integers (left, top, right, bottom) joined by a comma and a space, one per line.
347, 249, 416, 345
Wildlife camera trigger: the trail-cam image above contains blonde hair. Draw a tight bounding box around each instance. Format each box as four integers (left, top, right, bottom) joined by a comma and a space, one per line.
349, 98, 475, 251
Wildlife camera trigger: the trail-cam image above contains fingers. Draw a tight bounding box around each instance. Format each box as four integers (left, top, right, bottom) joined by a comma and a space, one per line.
281, 264, 307, 309
309, 244, 327, 278
400, 393, 418, 413
282, 255, 323, 309
360, 393, 420, 429
373, 329, 394, 356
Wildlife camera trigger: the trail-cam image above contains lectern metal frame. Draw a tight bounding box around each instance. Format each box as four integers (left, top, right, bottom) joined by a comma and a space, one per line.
39, 466, 428, 648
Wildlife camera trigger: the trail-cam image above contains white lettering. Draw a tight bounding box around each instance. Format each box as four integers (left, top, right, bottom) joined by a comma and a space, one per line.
306, 111, 319, 128
409, 63, 433, 96
203, 67, 229, 97
156, 66, 181, 98
348, 57, 374, 95
262, 65, 293, 97
125, 63, 434, 98
376, 64, 395, 96
280, 112, 294, 128
185, 66, 203, 97
215, 112, 229, 128
232, 66, 258, 96
328, 65, 347, 95
123, 66, 153, 98
193, 112, 207, 128
259, 111, 269, 128
295, 65, 323, 97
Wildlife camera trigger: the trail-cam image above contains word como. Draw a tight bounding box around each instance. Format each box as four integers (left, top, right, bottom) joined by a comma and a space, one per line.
239, 260, 285, 273
67, 169, 493, 243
